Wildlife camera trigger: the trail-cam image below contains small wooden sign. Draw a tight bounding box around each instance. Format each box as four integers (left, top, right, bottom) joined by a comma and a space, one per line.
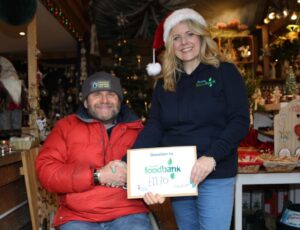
274, 99, 300, 157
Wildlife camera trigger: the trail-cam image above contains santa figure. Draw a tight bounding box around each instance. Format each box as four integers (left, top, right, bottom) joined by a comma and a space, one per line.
0, 56, 29, 131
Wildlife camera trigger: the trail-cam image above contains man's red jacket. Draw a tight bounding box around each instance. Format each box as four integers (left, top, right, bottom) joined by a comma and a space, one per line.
35, 105, 148, 227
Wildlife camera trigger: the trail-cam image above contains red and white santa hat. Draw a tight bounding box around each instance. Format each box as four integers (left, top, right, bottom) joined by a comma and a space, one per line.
146, 8, 207, 76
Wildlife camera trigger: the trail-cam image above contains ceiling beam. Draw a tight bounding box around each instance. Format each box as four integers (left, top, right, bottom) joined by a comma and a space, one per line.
53, 0, 90, 35
268, 16, 290, 35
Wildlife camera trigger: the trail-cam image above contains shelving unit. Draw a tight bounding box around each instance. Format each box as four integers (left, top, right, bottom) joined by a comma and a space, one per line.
214, 35, 256, 79
215, 35, 254, 64
235, 171, 300, 230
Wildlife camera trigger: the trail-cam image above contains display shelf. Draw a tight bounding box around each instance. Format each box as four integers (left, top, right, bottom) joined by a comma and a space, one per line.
264, 103, 281, 112
257, 129, 274, 138
214, 35, 254, 64
235, 170, 300, 230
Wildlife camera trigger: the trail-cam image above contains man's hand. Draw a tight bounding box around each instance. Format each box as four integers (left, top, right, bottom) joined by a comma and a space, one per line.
100, 160, 127, 187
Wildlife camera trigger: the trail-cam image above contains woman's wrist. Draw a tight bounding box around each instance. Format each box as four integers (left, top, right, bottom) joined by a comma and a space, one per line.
209, 157, 216, 171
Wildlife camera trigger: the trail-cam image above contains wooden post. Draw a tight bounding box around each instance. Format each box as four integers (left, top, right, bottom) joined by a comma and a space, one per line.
261, 24, 270, 79
27, 15, 39, 138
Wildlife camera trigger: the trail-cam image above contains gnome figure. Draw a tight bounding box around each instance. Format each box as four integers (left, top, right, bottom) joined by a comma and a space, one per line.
0, 56, 29, 131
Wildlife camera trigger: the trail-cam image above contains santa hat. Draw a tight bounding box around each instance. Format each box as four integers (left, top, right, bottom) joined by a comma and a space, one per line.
146, 8, 207, 76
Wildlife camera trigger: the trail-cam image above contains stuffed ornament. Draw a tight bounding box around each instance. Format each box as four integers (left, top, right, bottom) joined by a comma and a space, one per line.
0, 56, 22, 105
0, 0, 37, 26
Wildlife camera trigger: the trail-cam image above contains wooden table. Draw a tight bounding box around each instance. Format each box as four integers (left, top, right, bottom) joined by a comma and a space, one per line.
0, 151, 30, 229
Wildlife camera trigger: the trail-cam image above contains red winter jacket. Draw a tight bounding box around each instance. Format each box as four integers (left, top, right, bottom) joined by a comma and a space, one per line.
35, 105, 148, 227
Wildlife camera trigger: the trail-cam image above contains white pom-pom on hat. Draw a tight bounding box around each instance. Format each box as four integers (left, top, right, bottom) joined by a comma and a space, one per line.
146, 50, 162, 76
146, 8, 207, 76
146, 14, 167, 76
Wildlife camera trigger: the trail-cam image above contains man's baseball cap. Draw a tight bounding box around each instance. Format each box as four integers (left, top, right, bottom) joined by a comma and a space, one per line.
82, 71, 123, 101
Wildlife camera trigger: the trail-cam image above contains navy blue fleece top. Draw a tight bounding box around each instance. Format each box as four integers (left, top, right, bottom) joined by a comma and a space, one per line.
133, 62, 250, 178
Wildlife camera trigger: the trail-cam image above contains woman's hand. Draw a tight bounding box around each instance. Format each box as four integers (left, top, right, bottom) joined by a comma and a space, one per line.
190, 156, 216, 186
143, 192, 166, 205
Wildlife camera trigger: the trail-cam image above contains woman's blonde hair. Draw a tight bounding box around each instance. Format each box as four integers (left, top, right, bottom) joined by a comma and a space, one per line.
161, 20, 226, 91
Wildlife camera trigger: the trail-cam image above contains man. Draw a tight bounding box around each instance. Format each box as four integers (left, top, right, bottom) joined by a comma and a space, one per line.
35, 71, 152, 230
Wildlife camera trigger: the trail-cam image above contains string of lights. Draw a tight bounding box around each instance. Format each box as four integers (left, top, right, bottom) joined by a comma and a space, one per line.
40, 0, 83, 41
263, 0, 300, 25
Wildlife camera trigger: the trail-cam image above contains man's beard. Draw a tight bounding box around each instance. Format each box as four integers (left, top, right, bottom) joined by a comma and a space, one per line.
88, 103, 121, 124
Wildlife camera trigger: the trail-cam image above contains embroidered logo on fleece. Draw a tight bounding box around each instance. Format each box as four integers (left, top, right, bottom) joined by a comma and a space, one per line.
195, 77, 216, 87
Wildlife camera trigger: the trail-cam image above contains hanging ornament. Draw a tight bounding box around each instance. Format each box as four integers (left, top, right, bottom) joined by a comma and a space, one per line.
141, 115, 146, 123
285, 66, 297, 95
116, 12, 128, 27
80, 44, 88, 84
0, 0, 37, 26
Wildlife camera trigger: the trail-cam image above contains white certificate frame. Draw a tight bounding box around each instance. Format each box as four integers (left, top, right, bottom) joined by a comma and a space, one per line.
127, 146, 198, 199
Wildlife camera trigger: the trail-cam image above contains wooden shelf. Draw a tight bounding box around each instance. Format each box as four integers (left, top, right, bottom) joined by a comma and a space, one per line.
261, 78, 285, 84
264, 103, 280, 111
257, 130, 274, 138
214, 35, 254, 64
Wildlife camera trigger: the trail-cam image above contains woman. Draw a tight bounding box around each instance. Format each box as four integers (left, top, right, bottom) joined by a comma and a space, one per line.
139, 8, 250, 230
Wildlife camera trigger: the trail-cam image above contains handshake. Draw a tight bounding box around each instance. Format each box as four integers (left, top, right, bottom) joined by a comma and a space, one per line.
95, 160, 165, 205
96, 160, 127, 188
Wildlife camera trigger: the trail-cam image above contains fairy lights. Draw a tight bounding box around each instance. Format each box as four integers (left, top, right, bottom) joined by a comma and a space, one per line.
40, 0, 82, 41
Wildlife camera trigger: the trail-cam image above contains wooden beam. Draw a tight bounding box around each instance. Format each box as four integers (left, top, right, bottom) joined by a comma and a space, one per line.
268, 17, 290, 35
261, 24, 270, 79
27, 15, 39, 138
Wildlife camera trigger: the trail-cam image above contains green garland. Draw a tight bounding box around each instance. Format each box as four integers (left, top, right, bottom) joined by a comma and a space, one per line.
271, 38, 300, 61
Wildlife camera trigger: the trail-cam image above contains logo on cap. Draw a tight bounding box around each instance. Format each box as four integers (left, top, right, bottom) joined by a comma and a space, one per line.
92, 80, 110, 89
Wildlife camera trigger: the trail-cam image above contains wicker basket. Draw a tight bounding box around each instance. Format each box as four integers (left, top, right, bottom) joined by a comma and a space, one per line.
10, 136, 39, 150
260, 154, 299, 172
238, 152, 262, 173
238, 163, 262, 173
263, 161, 298, 172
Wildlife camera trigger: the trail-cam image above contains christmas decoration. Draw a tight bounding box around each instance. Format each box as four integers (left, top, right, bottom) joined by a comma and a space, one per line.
40, 0, 82, 41
163, 8, 207, 43
271, 38, 300, 62
38, 63, 79, 128
146, 16, 165, 76
89, 0, 186, 39
0, 0, 37, 26
79, 44, 88, 85
102, 40, 153, 119
147, 8, 208, 76
285, 66, 297, 96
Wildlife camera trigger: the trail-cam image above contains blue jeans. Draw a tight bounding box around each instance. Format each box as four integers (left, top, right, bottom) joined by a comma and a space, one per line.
60, 213, 152, 230
172, 177, 235, 230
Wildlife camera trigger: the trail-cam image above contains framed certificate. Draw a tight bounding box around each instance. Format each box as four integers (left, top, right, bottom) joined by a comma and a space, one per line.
127, 146, 198, 199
